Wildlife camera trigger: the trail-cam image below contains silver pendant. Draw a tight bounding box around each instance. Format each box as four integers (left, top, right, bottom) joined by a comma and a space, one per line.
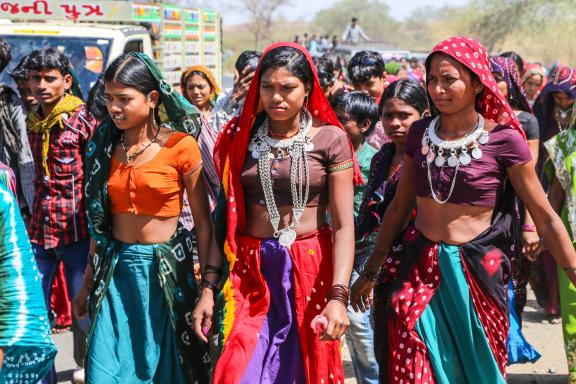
421, 145, 429, 155
447, 156, 459, 167
435, 155, 445, 167
305, 142, 314, 152
459, 153, 471, 165
252, 150, 260, 159
278, 229, 297, 248
426, 151, 435, 164
478, 132, 489, 145
471, 147, 482, 159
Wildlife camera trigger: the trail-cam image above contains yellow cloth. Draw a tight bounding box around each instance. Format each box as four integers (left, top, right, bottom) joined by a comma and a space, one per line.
27, 94, 84, 177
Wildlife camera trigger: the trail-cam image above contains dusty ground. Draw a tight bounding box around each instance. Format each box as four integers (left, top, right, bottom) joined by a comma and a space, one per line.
53, 289, 568, 383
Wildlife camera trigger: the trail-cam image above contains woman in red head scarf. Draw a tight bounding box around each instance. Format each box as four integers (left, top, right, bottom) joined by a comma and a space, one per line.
212, 42, 361, 383
351, 36, 576, 384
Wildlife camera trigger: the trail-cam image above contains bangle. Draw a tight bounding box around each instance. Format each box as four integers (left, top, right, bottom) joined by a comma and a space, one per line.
326, 284, 350, 307
522, 224, 537, 232
199, 279, 219, 293
360, 262, 380, 282
563, 266, 576, 273
203, 264, 223, 276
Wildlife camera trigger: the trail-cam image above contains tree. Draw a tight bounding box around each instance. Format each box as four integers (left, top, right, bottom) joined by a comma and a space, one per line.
471, 0, 576, 51
240, 0, 290, 49
314, 0, 399, 46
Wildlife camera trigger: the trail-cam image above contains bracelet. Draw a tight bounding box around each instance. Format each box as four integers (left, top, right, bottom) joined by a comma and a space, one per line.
199, 279, 219, 293
522, 224, 537, 232
563, 266, 576, 273
360, 262, 380, 282
326, 284, 350, 307
203, 264, 223, 276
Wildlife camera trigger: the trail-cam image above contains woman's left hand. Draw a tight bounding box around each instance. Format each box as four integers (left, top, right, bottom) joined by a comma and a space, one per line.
523, 231, 541, 261
192, 288, 214, 343
319, 300, 350, 341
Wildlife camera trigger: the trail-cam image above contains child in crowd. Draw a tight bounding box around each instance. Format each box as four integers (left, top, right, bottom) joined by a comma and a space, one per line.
333, 91, 380, 384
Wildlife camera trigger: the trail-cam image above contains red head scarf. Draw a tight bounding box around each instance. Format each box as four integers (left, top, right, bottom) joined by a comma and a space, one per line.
214, 42, 362, 254
427, 36, 525, 140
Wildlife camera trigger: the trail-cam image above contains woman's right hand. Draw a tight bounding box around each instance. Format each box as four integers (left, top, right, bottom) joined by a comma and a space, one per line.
73, 286, 90, 320
192, 288, 215, 343
350, 275, 375, 313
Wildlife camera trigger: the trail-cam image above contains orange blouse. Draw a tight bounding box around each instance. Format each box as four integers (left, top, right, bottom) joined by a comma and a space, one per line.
108, 132, 202, 217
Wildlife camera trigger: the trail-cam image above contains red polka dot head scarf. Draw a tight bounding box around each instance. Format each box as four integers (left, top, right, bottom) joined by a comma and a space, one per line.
426, 36, 525, 139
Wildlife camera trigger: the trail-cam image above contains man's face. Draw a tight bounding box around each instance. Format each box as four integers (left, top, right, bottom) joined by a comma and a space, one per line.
15, 79, 38, 110
30, 69, 72, 111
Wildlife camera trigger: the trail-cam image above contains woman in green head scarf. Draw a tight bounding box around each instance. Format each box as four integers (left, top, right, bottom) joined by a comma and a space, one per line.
74, 53, 220, 383
546, 99, 576, 383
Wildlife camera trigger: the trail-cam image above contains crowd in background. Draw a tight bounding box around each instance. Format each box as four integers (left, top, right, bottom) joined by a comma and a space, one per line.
1, 26, 576, 384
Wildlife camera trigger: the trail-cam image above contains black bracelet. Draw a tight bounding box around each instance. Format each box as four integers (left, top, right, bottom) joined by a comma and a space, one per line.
360, 262, 380, 282
199, 278, 219, 293
203, 264, 223, 276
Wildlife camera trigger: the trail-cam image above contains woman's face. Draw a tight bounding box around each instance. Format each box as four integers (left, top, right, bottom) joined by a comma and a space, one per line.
186, 74, 212, 110
104, 81, 158, 130
552, 91, 574, 110
381, 97, 423, 145
259, 67, 309, 122
426, 53, 479, 115
523, 74, 543, 100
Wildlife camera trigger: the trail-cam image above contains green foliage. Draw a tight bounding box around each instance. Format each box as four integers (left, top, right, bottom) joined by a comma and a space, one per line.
314, 0, 400, 44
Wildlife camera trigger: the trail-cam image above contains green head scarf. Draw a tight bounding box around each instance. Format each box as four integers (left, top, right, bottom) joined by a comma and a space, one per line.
84, 52, 203, 243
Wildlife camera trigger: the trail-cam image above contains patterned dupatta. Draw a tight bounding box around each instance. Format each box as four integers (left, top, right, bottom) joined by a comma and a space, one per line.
544, 99, 576, 240
490, 56, 532, 113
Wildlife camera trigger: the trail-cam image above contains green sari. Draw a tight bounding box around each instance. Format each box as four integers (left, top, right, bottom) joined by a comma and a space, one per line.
544, 109, 576, 383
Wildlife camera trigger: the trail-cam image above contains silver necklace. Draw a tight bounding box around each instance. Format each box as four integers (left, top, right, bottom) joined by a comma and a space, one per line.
249, 110, 313, 247
423, 114, 489, 204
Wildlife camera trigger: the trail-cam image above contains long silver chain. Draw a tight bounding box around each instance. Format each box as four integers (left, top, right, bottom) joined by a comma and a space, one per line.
251, 110, 313, 247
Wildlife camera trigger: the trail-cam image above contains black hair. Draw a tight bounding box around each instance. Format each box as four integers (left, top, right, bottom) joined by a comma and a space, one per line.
86, 75, 107, 120
258, 46, 314, 90
0, 38, 11, 73
333, 91, 379, 136
183, 70, 211, 88
315, 58, 335, 89
9, 55, 30, 82
379, 79, 428, 116
348, 51, 385, 84
235, 50, 261, 74
500, 51, 524, 74
103, 53, 161, 122
27, 47, 71, 76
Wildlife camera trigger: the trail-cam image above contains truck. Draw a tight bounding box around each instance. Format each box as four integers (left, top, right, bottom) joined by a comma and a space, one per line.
0, 0, 223, 98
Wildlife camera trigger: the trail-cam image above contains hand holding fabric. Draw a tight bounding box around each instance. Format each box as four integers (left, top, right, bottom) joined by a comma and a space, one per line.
319, 300, 349, 341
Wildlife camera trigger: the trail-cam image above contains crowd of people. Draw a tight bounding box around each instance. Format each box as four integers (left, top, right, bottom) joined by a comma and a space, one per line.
1, 29, 576, 384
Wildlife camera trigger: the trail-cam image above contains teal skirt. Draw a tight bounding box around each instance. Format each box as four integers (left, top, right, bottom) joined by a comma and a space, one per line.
414, 243, 506, 384
87, 242, 186, 383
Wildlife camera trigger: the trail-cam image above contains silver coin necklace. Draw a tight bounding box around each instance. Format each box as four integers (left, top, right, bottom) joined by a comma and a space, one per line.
248, 110, 314, 247
422, 114, 489, 204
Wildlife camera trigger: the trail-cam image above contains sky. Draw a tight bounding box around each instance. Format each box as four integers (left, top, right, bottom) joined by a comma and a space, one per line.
217, 0, 469, 25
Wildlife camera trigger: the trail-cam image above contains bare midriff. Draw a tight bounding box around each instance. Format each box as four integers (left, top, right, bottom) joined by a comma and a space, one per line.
112, 213, 180, 244
243, 203, 329, 239
415, 196, 493, 245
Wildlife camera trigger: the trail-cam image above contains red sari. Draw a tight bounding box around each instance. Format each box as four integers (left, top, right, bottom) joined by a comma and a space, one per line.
213, 42, 362, 384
